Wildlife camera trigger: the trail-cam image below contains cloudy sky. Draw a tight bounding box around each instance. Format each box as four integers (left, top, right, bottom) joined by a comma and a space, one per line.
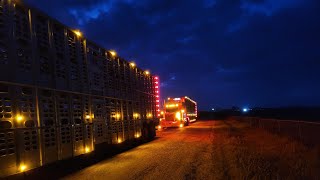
25, 0, 320, 110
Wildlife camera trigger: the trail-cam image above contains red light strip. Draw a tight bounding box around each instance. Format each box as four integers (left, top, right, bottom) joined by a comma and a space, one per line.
154, 76, 160, 117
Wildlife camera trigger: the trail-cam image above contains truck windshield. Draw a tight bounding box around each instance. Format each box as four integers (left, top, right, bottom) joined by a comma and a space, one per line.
165, 107, 178, 113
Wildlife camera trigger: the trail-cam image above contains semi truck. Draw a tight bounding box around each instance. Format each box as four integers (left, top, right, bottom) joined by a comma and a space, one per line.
160, 96, 197, 128
0, 0, 160, 177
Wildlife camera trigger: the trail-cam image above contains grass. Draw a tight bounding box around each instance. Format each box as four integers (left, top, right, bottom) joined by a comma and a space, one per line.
209, 119, 320, 179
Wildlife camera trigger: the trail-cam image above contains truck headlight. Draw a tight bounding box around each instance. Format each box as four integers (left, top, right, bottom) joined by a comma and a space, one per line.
175, 112, 181, 120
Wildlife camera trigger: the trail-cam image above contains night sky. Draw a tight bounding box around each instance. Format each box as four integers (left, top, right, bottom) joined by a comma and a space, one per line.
24, 0, 320, 110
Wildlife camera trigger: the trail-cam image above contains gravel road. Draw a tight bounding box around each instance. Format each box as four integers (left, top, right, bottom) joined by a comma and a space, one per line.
63, 120, 220, 180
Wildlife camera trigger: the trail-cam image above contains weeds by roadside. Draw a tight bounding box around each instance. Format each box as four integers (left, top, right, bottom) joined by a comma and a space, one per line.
209, 120, 320, 179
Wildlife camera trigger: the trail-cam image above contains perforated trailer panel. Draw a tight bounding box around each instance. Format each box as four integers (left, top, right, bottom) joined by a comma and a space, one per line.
0, 0, 159, 177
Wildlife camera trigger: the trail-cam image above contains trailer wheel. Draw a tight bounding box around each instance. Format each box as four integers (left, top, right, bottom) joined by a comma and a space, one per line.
185, 118, 190, 126
142, 121, 156, 140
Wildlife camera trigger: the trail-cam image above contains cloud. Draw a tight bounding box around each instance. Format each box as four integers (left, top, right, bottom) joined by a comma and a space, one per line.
226, 0, 307, 33
24, 0, 320, 109
203, 0, 217, 8
241, 0, 305, 16
227, 18, 248, 33
160, 73, 176, 88
68, 2, 112, 25
176, 36, 196, 44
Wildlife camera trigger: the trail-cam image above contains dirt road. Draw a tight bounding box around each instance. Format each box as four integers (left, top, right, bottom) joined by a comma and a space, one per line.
63, 120, 319, 180
63, 120, 217, 180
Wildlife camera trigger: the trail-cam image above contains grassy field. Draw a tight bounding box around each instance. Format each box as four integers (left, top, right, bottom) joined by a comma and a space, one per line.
209, 119, 320, 179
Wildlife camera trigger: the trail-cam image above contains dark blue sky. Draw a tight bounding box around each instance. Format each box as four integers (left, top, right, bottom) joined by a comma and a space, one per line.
25, 0, 320, 110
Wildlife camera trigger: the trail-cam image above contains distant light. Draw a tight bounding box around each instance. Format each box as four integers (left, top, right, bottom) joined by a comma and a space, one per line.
85, 115, 91, 119
173, 98, 181, 101
147, 113, 152, 118
74, 30, 82, 37
167, 97, 170, 100
158, 125, 161, 129
243, 108, 248, 112
109, 50, 117, 57
118, 139, 122, 143
179, 124, 183, 128
115, 113, 121, 119
211, 108, 215, 111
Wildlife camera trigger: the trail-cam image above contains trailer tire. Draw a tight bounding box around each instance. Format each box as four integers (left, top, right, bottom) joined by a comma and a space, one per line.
185, 118, 190, 126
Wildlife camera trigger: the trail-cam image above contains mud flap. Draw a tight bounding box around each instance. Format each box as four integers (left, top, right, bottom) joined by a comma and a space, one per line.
142, 121, 156, 140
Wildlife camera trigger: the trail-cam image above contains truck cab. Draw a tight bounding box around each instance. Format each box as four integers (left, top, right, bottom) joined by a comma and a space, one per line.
160, 97, 197, 128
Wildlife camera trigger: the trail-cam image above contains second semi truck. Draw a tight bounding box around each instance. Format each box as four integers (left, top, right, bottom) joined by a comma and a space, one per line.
160, 96, 197, 128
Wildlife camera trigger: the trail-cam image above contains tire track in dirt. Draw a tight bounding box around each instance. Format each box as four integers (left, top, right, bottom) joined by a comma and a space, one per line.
130, 164, 159, 180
